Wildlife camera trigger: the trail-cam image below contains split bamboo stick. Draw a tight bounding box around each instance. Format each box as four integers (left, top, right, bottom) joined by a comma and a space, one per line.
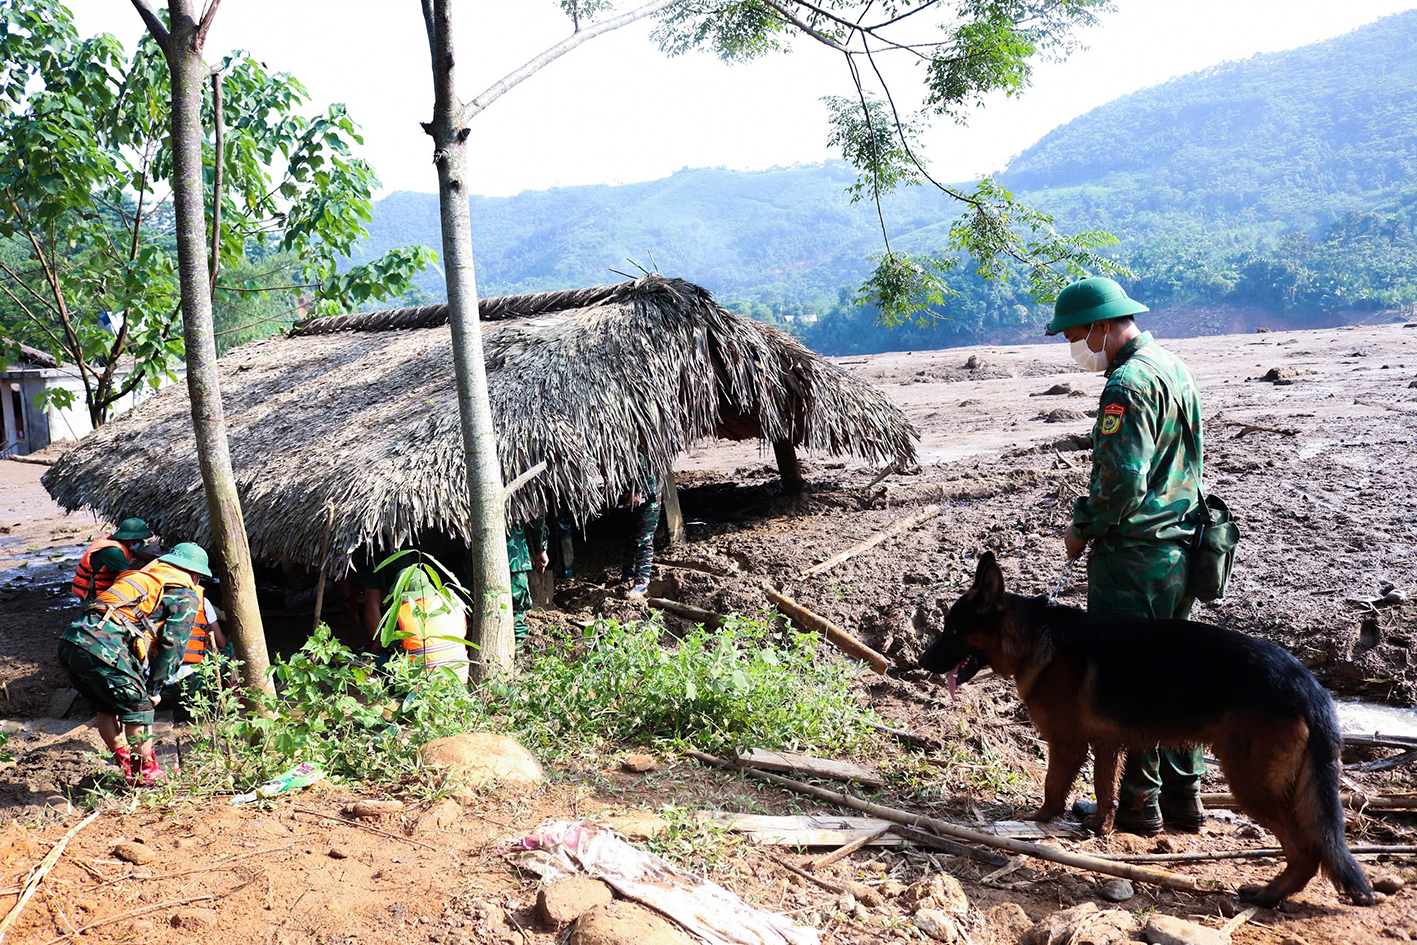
800, 505, 940, 579
689, 750, 1218, 894
0, 811, 100, 945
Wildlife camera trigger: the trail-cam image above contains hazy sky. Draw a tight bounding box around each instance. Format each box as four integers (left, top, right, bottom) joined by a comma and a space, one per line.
66, 1, 1417, 198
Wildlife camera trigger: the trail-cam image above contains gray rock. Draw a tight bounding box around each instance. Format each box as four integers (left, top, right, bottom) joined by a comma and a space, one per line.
46, 688, 78, 719
913, 909, 962, 943
1098, 878, 1134, 902
1143, 914, 1231, 945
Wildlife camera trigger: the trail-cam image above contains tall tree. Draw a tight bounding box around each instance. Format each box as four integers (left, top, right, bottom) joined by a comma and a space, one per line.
419, 0, 677, 675
126, 0, 274, 691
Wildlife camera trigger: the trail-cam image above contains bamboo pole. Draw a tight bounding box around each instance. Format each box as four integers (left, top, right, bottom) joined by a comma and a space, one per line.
310, 502, 336, 633
765, 587, 891, 674
0, 810, 100, 945
688, 751, 1217, 894
800, 505, 940, 579
1201, 791, 1417, 811
1099, 844, 1417, 864
647, 597, 725, 629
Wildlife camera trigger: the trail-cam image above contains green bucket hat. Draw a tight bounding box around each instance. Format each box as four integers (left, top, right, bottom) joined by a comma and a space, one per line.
1045, 277, 1150, 336
159, 542, 212, 577
111, 517, 153, 541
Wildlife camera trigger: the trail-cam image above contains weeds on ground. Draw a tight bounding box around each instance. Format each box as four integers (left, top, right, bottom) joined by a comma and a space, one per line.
645, 803, 746, 874
504, 610, 875, 758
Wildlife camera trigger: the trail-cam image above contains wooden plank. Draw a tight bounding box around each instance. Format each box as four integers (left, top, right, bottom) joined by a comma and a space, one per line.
734, 748, 884, 787
696, 812, 904, 847
661, 470, 686, 545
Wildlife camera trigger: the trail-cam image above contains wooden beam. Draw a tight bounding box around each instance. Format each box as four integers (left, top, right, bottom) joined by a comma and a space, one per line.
800, 505, 940, 579
773, 439, 803, 495
765, 587, 891, 674
646, 597, 725, 629
661, 469, 686, 545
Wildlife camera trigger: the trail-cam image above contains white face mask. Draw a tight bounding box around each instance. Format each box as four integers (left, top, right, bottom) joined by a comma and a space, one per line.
1069, 324, 1109, 373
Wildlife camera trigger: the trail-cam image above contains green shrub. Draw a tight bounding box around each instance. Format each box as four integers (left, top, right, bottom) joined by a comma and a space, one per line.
503, 611, 874, 756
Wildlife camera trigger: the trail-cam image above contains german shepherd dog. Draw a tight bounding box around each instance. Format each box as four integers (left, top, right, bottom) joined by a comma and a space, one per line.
919, 552, 1375, 907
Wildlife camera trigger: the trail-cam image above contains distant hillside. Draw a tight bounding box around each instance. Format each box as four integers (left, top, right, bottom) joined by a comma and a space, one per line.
360, 164, 959, 319
362, 12, 1417, 352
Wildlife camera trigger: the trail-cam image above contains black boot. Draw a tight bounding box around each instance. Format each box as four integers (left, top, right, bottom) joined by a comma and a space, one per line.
1160, 793, 1206, 833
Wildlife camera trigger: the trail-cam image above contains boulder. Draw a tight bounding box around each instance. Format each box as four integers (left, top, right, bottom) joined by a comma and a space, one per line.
1143, 914, 1230, 945
1024, 902, 1137, 945
420, 733, 544, 795
539, 876, 615, 929
568, 901, 694, 945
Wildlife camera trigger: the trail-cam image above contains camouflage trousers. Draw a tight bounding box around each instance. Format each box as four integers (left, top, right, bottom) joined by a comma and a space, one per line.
57, 635, 154, 726
622, 496, 661, 591
1087, 541, 1203, 814
511, 570, 532, 644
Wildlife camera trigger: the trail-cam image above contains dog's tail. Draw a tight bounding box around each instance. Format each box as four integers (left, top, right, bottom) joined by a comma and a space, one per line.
1301, 695, 1376, 905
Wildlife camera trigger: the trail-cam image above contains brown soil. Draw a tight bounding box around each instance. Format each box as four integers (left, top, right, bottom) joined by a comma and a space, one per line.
3, 324, 1416, 945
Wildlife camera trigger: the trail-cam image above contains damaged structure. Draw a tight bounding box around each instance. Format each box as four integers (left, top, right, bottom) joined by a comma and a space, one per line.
43, 276, 918, 577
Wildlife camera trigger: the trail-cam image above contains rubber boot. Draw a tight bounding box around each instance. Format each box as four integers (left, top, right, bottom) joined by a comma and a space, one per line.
137, 750, 167, 787
112, 745, 136, 785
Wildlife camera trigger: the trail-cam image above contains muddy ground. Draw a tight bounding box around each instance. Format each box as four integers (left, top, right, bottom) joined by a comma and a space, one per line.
2, 323, 1416, 945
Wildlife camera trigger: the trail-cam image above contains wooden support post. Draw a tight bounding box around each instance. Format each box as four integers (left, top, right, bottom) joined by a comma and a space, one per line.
773, 439, 803, 495
661, 470, 686, 545
310, 502, 336, 633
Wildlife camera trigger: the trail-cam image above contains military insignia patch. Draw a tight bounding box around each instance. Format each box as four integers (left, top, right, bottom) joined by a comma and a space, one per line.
1100, 403, 1125, 436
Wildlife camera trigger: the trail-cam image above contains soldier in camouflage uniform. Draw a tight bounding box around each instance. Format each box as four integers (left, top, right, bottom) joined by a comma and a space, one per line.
57, 543, 210, 786
623, 471, 661, 599
507, 518, 548, 647
1047, 277, 1206, 836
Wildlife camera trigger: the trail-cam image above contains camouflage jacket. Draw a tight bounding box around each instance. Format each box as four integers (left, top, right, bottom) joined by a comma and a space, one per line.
62, 586, 202, 694
1071, 332, 1203, 548
506, 518, 547, 573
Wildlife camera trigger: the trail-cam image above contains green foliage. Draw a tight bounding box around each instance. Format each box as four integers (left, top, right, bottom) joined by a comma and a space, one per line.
0, 0, 433, 426
504, 611, 874, 756
825, 95, 924, 203
372, 550, 473, 651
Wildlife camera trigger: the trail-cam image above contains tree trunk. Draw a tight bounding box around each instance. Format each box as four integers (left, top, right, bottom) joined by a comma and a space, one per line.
423, 0, 514, 676
144, 0, 273, 693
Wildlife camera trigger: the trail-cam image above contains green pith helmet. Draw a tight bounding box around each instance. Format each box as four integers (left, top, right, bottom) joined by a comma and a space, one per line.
111, 517, 153, 541
1045, 277, 1150, 336
159, 542, 212, 577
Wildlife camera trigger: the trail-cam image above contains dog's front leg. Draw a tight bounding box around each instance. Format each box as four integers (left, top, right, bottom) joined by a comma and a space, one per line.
1083, 744, 1124, 833
1025, 740, 1088, 822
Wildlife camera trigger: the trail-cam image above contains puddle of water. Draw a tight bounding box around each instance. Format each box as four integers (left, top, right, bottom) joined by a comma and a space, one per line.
1334, 699, 1417, 740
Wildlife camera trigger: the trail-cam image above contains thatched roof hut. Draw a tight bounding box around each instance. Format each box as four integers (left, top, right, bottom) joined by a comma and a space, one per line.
43, 276, 917, 575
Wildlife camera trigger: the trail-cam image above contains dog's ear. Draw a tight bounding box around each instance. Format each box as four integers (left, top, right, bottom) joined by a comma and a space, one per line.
973, 551, 1005, 608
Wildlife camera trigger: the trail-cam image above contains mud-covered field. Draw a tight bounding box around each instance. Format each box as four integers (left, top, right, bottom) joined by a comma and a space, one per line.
2, 323, 1416, 945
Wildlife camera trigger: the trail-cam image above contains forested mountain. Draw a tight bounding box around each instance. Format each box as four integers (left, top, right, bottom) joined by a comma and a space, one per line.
361, 11, 1417, 352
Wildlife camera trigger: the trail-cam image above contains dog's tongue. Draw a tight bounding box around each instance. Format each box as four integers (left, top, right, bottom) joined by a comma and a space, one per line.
947, 668, 958, 701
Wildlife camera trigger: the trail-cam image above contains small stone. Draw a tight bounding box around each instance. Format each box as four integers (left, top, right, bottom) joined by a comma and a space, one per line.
879, 880, 908, 898
620, 754, 658, 773
76, 899, 98, 914
127, 920, 156, 935
986, 903, 1032, 943
1098, 878, 1134, 902
343, 799, 405, 819
837, 893, 857, 912
1143, 913, 1231, 945
415, 798, 463, 834
1374, 874, 1406, 895
171, 908, 220, 930
1151, 836, 1180, 853
46, 688, 79, 719
1280, 936, 1309, 945
914, 910, 961, 943
173, 837, 196, 849
328, 847, 350, 859
112, 841, 157, 865
599, 811, 668, 840
538, 876, 614, 929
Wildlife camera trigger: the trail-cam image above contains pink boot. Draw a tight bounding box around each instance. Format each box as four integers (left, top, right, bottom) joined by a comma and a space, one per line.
137, 751, 167, 787
112, 746, 137, 785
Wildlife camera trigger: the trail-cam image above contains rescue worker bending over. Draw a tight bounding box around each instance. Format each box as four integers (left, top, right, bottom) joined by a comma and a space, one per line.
71, 518, 153, 602
57, 543, 211, 786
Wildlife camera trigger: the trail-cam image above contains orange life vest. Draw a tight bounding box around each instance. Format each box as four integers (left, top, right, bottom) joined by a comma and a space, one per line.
88, 561, 204, 661
396, 597, 469, 681
71, 539, 131, 599
181, 602, 215, 665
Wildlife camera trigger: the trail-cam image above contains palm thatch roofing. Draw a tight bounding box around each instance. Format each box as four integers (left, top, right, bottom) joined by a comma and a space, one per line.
43, 275, 917, 576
